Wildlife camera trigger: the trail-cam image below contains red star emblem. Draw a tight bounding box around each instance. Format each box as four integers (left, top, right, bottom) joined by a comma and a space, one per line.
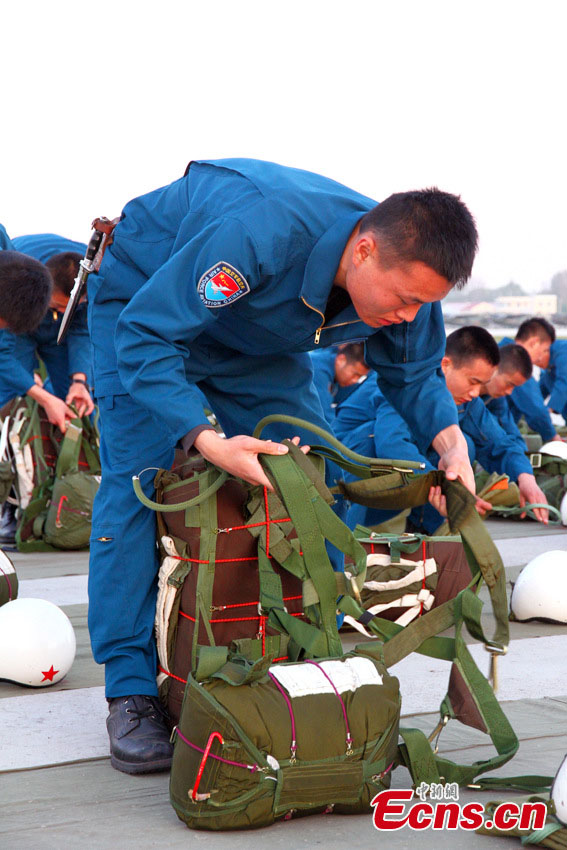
41, 665, 59, 682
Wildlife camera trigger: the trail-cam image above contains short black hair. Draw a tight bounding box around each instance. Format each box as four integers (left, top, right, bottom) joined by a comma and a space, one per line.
445, 326, 500, 368
337, 342, 366, 364
45, 251, 82, 297
0, 251, 53, 333
515, 317, 556, 344
358, 188, 478, 289
498, 343, 533, 380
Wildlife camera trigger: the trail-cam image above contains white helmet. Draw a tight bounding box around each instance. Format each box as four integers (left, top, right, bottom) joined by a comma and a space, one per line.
0, 598, 76, 686
510, 550, 567, 623
540, 441, 567, 461
552, 754, 567, 826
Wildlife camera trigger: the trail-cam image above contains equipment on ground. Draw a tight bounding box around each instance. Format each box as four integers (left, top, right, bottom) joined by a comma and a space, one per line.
540, 441, 567, 461
0, 549, 18, 606
553, 755, 567, 826
510, 550, 567, 623
134, 415, 520, 829
0, 597, 76, 686
0, 398, 101, 551
171, 650, 400, 830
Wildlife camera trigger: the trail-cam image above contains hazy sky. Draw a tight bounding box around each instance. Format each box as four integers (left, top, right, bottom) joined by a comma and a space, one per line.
2, 0, 566, 292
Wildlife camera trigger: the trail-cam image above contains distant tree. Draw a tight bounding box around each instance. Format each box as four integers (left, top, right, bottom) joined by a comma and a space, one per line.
499, 281, 525, 296
551, 270, 567, 313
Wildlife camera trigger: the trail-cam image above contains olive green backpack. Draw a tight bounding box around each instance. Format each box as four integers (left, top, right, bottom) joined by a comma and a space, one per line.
3, 398, 101, 552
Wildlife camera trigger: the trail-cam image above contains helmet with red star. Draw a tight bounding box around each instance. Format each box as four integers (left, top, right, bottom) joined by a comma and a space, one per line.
0, 597, 76, 687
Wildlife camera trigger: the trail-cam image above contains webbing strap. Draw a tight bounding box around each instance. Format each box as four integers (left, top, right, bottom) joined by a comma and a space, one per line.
55, 420, 83, 478
488, 503, 562, 524
260, 451, 342, 657
253, 414, 424, 473
396, 629, 519, 785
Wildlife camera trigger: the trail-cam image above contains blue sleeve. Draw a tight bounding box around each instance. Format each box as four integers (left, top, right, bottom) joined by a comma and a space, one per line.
372, 394, 433, 469
547, 345, 567, 414
0, 329, 36, 397
115, 217, 260, 442
365, 302, 458, 453
462, 399, 532, 481
486, 396, 531, 455
508, 377, 556, 442
66, 305, 92, 382
309, 351, 336, 427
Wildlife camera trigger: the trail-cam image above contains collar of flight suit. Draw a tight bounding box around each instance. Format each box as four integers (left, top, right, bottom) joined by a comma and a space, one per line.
299, 210, 364, 314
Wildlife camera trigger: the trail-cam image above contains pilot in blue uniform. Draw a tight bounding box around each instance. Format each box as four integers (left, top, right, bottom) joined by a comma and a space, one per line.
334, 372, 437, 531
483, 343, 534, 453
310, 343, 368, 426
540, 339, 567, 422
0, 234, 94, 427
86, 158, 479, 773
500, 319, 558, 442
336, 328, 548, 533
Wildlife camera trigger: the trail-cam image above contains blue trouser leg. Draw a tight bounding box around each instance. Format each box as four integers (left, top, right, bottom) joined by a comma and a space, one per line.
88, 393, 174, 698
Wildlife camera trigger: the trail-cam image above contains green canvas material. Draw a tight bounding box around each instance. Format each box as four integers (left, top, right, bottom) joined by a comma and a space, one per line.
0, 555, 18, 607
170, 650, 401, 830
530, 453, 567, 512
476, 795, 565, 847
11, 400, 101, 552
138, 415, 521, 822
0, 460, 15, 505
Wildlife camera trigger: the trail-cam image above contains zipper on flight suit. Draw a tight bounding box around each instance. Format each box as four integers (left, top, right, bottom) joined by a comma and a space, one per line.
301, 296, 325, 343
301, 296, 363, 344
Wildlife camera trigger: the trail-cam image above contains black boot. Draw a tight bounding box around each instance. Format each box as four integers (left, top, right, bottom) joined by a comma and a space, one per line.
106, 695, 173, 774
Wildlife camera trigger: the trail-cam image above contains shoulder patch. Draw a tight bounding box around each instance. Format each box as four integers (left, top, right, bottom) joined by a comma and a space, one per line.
197, 262, 250, 307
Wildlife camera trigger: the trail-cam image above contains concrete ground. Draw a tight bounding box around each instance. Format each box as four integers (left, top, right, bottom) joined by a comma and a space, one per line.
1, 517, 566, 849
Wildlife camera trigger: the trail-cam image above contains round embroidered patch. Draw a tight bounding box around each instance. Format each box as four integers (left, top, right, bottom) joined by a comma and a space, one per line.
197, 262, 250, 307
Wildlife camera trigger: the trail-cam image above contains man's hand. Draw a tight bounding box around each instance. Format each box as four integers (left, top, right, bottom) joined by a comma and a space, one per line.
66, 380, 95, 418
517, 472, 549, 524
551, 434, 564, 442
432, 424, 475, 495
194, 430, 309, 490
429, 483, 492, 518
27, 385, 75, 432
428, 485, 447, 517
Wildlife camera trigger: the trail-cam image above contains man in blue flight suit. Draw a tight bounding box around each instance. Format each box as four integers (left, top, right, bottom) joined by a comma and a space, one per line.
0, 234, 94, 429
501, 318, 561, 443
310, 343, 369, 426
335, 327, 549, 532
540, 338, 567, 423
481, 343, 534, 451
77, 158, 481, 775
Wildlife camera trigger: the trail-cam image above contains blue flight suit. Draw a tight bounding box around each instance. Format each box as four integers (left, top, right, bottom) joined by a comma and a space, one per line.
88, 158, 460, 698
334, 374, 438, 531
309, 347, 363, 426
455, 397, 533, 482
0, 234, 91, 405
336, 375, 533, 533
0, 223, 13, 250
500, 336, 556, 442
540, 340, 567, 421
484, 394, 530, 456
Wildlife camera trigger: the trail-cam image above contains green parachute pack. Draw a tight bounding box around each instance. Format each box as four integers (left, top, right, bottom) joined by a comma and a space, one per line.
0, 397, 101, 551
